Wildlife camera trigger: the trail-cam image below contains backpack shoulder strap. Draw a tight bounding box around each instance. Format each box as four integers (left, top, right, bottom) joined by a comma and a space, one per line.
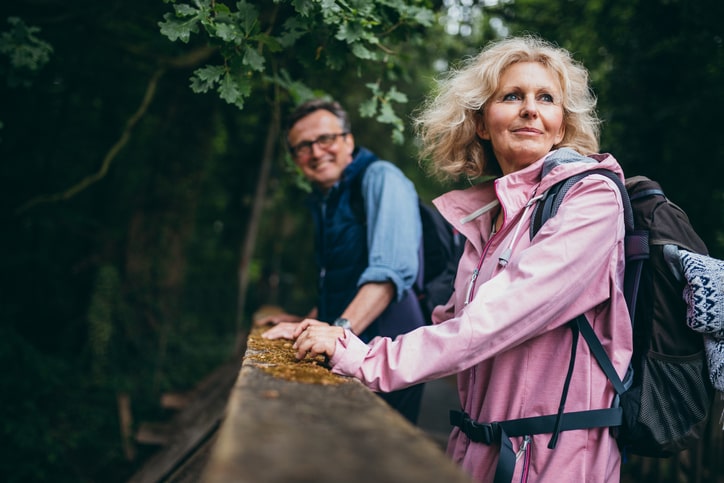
525, 168, 636, 439
528, 167, 640, 358
576, 315, 630, 395
530, 168, 634, 240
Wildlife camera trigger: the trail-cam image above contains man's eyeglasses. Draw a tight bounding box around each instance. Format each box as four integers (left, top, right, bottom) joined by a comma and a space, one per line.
290, 132, 349, 159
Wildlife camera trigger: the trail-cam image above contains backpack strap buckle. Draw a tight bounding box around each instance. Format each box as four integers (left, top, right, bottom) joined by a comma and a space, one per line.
450, 410, 500, 444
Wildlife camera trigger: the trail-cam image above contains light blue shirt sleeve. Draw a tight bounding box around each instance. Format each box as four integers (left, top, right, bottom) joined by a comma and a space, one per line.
357, 161, 422, 301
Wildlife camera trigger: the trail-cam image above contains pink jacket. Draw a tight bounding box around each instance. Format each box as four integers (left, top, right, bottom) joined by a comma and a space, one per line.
330, 149, 633, 482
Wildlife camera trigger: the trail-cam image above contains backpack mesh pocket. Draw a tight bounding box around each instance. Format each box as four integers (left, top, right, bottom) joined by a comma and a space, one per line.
637, 350, 711, 453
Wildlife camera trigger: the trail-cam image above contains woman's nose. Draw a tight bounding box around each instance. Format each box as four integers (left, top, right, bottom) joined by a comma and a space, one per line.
521, 97, 538, 118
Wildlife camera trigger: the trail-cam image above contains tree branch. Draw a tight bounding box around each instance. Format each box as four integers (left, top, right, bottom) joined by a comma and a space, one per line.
16, 68, 165, 214
156, 45, 218, 69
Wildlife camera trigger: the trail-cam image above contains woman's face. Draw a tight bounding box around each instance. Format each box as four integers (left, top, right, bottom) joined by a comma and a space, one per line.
477, 61, 566, 175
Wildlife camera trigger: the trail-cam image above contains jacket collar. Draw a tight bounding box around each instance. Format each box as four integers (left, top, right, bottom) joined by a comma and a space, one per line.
433, 148, 623, 252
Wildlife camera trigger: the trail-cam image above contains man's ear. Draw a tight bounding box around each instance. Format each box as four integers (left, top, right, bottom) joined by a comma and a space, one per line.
344, 132, 355, 153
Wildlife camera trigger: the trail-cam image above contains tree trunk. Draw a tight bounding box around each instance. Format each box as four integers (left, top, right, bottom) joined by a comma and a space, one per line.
235, 95, 281, 354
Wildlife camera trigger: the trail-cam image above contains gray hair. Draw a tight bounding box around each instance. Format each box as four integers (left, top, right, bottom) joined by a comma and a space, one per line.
286, 99, 352, 134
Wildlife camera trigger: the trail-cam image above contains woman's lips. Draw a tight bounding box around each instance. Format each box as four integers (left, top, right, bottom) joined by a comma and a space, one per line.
513, 127, 542, 134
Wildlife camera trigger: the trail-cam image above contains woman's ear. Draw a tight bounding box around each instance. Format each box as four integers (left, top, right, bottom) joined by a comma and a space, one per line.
476, 120, 490, 140
554, 113, 566, 145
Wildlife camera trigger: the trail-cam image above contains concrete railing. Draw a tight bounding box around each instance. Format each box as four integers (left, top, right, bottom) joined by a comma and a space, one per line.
202, 329, 471, 483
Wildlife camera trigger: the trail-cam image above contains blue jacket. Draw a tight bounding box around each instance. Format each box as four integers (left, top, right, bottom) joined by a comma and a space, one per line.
307, 147, 425, 342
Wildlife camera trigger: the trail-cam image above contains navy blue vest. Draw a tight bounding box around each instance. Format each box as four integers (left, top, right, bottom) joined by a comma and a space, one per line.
307, 147, 424, 342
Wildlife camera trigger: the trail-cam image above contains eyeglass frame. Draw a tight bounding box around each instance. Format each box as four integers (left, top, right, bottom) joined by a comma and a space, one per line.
289, 132, 350, 159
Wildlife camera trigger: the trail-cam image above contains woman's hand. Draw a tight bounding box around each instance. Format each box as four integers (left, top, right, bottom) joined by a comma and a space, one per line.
293, 319, 345, 360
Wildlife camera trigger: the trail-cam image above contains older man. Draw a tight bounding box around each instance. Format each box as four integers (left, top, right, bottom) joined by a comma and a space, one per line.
258, 99, 426, 423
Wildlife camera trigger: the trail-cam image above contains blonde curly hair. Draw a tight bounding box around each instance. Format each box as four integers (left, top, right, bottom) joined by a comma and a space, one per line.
415, 36, 600, 181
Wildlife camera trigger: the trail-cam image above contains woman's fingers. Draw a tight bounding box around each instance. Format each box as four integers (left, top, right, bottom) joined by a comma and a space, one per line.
293, 324, 343, 360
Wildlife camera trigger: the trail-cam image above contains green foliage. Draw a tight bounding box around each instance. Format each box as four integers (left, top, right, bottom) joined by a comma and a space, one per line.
0, 326, 67, 482
0, 17, 53, 87
273, 67, 322, 109
87, 265, 121, 383
159, 0, 435, 141
360, 82, 409, 144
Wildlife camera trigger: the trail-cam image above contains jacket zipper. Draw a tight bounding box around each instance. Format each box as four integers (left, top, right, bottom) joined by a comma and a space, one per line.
516, 435, 532, 483
464, 192, 546, 304
464, 239, 493, 305
464, 208, 503, 305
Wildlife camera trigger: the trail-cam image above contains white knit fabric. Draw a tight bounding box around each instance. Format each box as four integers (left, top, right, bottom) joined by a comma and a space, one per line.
680, 249, 724, 392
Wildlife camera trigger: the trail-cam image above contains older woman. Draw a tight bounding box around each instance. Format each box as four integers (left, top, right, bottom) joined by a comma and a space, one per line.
293, 36, 632, 482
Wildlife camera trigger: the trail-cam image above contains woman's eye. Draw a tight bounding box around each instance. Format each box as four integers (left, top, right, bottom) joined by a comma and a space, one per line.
502, 93, 521, 101
539, 93, 554, 103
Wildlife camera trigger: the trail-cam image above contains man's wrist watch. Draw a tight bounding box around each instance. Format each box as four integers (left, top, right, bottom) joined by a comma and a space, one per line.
333, 317, 352, 331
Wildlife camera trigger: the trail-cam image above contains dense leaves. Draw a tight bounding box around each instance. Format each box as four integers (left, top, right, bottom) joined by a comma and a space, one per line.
0, 17, 53, 88
159, 0, 435, 138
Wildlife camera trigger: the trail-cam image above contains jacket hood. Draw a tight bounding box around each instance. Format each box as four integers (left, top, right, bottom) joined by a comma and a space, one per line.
537, 148, 623, 192
433, 148, 624, 254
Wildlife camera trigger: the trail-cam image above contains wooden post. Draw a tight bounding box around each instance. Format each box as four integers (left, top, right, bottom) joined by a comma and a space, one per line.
118, 392, 136, 462
203, 331, 472, 483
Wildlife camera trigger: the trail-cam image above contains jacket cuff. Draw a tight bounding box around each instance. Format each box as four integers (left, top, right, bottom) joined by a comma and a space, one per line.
330, 329, 368, 376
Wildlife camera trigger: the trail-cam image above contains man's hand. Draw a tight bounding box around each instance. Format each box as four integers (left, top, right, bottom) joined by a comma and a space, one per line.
261, 322, 301, 340
254, 312, 303, 327
262, 319, 328, 340
292, 319, 345, 360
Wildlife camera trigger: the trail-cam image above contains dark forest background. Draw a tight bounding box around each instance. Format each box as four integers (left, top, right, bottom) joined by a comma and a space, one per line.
1, 1, 722, 481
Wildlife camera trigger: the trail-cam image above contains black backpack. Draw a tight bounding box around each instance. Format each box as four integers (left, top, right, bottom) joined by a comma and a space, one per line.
450, 168, 715, 483
349, 164, 463, 325
529, 169, 715, 458
416, 201, 464, 323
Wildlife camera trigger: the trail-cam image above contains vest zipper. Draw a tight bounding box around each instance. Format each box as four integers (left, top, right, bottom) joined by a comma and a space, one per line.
319, 199, 328, 314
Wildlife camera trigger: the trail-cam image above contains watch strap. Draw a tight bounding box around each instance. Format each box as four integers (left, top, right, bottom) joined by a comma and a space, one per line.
333, 317, 352, 331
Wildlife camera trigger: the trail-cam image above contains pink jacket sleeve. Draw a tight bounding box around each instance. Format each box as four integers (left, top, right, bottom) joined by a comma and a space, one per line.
330, 175, 626, 392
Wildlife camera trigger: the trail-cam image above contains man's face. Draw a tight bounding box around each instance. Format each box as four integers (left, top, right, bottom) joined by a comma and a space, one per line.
288, 109, 355, 191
